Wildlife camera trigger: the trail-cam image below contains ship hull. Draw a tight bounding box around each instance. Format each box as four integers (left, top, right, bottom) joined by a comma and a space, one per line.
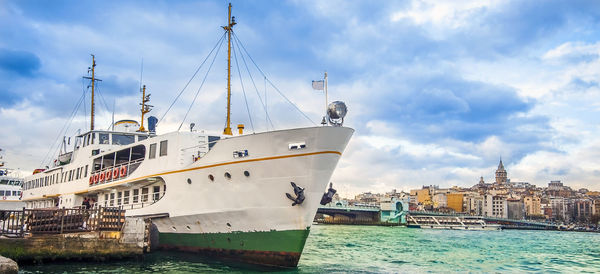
130, 126, 354, 267
159, 229, 309, 267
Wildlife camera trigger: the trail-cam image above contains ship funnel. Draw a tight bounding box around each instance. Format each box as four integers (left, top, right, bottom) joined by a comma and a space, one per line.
148, 116, 158, 133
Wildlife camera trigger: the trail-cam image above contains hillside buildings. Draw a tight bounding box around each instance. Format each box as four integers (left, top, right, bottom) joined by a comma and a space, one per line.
401, 159, 600, 225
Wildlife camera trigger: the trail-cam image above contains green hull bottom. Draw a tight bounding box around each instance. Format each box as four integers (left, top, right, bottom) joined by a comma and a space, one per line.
158, 229, 311, 267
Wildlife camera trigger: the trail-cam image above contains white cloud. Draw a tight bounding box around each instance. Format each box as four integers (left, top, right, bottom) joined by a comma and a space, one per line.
391, 0, 497, 33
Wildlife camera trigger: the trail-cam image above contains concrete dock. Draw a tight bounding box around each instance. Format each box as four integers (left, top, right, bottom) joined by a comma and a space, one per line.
0, 207, 148, 265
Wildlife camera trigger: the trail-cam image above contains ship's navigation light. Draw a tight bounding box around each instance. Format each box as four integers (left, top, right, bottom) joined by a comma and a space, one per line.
327, 101, 347, 127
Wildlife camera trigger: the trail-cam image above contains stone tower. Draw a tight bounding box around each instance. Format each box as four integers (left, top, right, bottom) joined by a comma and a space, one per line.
495, 158, 507, 184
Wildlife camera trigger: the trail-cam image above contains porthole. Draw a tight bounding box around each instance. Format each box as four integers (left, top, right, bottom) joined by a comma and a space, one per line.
186, 225, 191, 230
187, 178, 192, 184
244, 171, 250, 177
208, 174, 214, 181
171, 226, 177, 231
224, 172, 231, 179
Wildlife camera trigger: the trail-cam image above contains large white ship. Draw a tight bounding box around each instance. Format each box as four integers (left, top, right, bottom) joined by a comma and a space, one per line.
21, 4, 353, 267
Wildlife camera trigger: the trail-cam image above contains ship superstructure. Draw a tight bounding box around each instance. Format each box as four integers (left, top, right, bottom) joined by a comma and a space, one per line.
21, 3, 353, 267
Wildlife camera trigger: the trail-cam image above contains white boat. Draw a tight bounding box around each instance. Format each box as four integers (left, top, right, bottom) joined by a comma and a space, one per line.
0, 151, 25, 211
411, 224, 502, 231
21, 3, 353, 267
407, 214, 502, 231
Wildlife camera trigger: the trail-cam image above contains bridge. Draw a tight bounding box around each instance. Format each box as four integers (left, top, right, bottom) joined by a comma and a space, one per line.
316, 205, 559, 230
315, 205, 383, 225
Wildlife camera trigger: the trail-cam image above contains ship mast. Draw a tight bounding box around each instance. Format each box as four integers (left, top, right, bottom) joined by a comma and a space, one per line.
138, 85, 152, 132
222, 3, 236, 135
90, 55, 96, 130
83, 54, 101, 131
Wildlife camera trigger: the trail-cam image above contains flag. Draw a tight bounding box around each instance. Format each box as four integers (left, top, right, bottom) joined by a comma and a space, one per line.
312, 80, 324, 90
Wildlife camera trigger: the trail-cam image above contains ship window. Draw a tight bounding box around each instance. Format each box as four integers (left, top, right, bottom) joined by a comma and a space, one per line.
224, 172, 231, 180
69, 170, 73, 181
104, 194, 108, 207
103, 153, 116, 170
153, 186, 160, 201
208, 136, 220, 150
138, 135, 147, 141
109, 193, 115, 206
133, 189, 139, 203
124, 190, 130, 205
116, 149, 130, 165
91, 133, 95, 144
85, 165, 88, 177
113, 134, 135, 145
141, 187, 149, 202
131, 145, 146, 161
99, 133, 109, 144
117, 192, 122, 206
92, 157, 101, 172
208, 175, 214, 181
0, 190, 4, 196
149, 144, 157, 159
159, 140, 168, 156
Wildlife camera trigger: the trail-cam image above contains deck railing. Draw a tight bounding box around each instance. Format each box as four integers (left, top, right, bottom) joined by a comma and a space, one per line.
0, 206, 125, 238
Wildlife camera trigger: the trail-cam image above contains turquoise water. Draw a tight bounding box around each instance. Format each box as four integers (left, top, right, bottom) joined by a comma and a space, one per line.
19, 225, 600, 273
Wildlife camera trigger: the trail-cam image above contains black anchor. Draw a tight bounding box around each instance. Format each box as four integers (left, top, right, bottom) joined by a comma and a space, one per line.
285, 182, 305, 206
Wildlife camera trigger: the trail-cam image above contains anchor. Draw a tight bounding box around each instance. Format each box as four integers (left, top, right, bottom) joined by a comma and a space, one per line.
320, 182, 337, 205
285, 182, 305, 206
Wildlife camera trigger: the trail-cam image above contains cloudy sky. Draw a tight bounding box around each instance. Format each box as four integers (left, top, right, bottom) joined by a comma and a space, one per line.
1, 0, 600, 197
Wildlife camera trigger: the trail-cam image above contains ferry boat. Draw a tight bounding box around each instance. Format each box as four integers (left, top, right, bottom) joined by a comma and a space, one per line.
407, 214, 502, 231
0, 150, 25, 211
21, 3, 353, 267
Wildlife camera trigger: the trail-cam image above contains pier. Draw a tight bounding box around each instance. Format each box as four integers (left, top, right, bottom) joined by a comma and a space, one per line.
0, 207, 147, 264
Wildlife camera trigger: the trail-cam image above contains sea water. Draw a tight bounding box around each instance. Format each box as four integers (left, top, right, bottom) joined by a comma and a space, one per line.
19, 225, 600, 273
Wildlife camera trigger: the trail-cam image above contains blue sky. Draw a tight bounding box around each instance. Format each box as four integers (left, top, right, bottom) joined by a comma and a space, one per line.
1, 0, 600, 196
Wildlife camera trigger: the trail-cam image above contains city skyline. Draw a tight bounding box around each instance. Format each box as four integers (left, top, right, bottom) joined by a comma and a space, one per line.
1, 1, 600, 197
